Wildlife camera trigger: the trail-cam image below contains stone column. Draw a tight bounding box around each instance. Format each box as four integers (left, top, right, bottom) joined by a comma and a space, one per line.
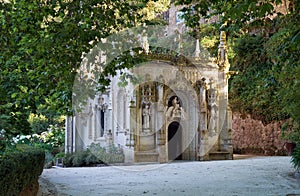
216, 24, 233, 158
199, 79, 208, 132
156, 84, 166, 162
72, 116, 76, 152
106, 102, 112, 137
199, 131, 210, 160
65, 116, 73, 154
91, 105, 96, 140
129, 99, 136, 148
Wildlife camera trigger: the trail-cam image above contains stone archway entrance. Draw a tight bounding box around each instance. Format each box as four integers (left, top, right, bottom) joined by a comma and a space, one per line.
168, 121, 182, 160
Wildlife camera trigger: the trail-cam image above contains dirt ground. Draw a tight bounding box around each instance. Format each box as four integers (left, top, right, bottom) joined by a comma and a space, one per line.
38, 156, 300, 196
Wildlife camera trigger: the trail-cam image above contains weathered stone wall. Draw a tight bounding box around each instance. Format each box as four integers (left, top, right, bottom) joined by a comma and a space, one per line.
232, 113, 287, 155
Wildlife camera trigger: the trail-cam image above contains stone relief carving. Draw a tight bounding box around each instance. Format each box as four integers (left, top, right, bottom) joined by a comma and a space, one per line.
207, 87, 218, 133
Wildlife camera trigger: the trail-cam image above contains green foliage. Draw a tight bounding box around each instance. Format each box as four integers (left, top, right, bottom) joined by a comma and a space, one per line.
0, 147, 45, 196
229, 34, 289, 123
40, 125, 65, 151
175, 0, 284, 31
291, 146, 300, 169
27, 113, 49, 134
71, 151, 90, 167
0, 0, 170, 135
63, 143, 124, 167
11, 125, 65, 153
229, 12, 300, 125
281, 120, 300, 143
0, 129, 9, 152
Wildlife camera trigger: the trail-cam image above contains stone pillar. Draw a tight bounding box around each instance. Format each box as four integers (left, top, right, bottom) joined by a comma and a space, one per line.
65, 116, 73, 154
74, 115, 83, 152
199, 131, 210, 161
91, 105, 96, 140
129, 100, 136, 148
214, 23, 233, 159
156, 84, 166, 162
199, 79, 208, 132
88, 104, 93, 140
106, 102, 112, 137
72, 116, 76, 152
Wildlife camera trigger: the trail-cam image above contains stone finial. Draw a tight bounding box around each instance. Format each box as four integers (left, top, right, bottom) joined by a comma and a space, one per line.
142, 30, 149, 54
194, 38, 201, 60
174, 28, 182, 54
217, 22, 230, 72
141, 24, 149, 54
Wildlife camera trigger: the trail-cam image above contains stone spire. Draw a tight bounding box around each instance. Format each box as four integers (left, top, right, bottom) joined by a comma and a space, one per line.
194, 38, 201, 60
141, 24, 149, 54
217, 22, 230, 72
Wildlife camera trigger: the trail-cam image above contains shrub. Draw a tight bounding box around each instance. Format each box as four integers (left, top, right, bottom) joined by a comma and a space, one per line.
0, 147, 45, 196
63, 143, 124, 167
27, 113, 49, 134
291, 145, 300, 170
0, 129, 7, 152
72, 151, 89, 167
62, 153, 74, 167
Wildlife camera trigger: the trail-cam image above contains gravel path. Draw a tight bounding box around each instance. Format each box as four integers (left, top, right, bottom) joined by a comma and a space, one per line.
38, 156, 300, 196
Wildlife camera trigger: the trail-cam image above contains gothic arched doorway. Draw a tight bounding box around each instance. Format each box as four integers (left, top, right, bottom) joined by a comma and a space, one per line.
168, 121, 182, 160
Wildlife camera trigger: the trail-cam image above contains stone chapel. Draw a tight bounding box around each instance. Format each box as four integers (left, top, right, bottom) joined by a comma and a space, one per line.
65, 4, 234, 163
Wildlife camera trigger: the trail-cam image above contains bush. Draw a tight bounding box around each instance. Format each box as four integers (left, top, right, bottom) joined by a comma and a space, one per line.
62, 153, 74, 167
10, 124, 65, 166
0, 147, 45, 196
291, 145, 300, 170
63, 143, 124, 167
27, 113, 49, 134
72, 151, 89, 167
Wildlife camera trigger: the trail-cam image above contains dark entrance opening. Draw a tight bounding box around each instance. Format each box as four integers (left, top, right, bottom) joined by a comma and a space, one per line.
168, 121, 182, 160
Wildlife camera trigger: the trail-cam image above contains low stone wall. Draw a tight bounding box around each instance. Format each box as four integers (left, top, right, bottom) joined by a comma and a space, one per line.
232, 113, 287, 155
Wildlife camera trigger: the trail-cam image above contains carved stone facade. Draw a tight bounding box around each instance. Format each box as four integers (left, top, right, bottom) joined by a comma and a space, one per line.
65, 4, 233, 163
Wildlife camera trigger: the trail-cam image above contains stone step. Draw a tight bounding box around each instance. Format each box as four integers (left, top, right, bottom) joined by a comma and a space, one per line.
209, 151, 232, 160
135, 152, 159, 162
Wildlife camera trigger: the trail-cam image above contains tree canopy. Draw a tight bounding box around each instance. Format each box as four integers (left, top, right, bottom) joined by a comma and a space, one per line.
176, 0, 299, 118
1, 0, 300, 140
0, 0, 170, 135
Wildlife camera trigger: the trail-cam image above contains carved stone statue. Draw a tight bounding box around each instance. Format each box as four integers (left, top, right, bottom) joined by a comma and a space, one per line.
200, 80, 207, 113
199, 79, 208, 131
166, 96, 183, 120
208, 89, 218, 133
142, 103, 151, 130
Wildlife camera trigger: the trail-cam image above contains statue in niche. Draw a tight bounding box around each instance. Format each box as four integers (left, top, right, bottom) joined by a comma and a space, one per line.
199, 79, 207, 113
207, 88, 218, 133
166, 96, 183, 120
199, 78, 208, 131
142, 99, 151, 131
142, 104, 150, 129
172, 97, 181, 117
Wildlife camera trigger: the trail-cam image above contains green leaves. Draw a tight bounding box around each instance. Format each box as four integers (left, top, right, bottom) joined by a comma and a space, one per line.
0, 0, 170, 135
175, 0, 300, 129
175, 0, 279, 32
